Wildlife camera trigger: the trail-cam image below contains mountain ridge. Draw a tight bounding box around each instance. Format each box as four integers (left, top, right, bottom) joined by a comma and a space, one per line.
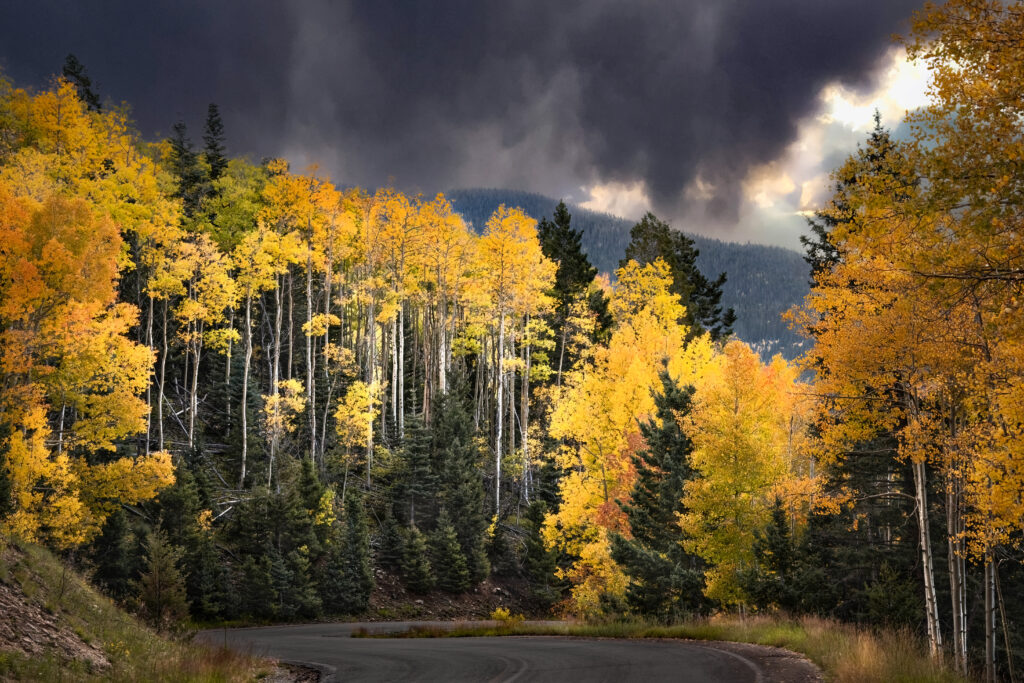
446, 188, 810, 359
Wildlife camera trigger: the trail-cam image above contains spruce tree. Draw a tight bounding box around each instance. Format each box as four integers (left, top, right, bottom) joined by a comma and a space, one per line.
89, 508, 138, 601
168, 121, 207, 218
538, 200, 612, 377
620, 212, 734, 339
610, 372, 708, 620
237, 553, 275, 620
401, 524, 435, 593
376, 509, 406, 571
432, 392, 489, 583
61, 53, 101, 111
430, 508, 471, 593
136, 528, 189, 630
523, 501, 561, 606
202, 103, 228, 182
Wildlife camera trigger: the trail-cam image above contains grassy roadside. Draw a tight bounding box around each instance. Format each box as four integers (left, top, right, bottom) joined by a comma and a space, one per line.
357, 614, 966, 683
0, 538, 274, 682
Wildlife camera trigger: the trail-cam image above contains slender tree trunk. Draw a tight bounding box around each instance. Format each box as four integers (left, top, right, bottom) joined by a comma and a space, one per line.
495, 311, 505, 515
995, 559, 1018, 683
912, 458, 943, 658
158, 300, 169, 451
270, 276, 283, 476
557, 325, 567, 387
391, 312, 398, 430
438, 294, 447, 396
286, 272, 294, 381
985, 551, 997, 683
306, 260, 317, 461
240, 292, 252, 488
366, 297, 376, 487
398, 304, 405, 437
146, 295, 154, 455
948, 483, 968, 675
225, 307, 233, 431
521, 329, 531, 503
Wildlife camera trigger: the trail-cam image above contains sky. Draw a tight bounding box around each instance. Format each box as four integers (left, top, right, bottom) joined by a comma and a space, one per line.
0, 0, 931, 249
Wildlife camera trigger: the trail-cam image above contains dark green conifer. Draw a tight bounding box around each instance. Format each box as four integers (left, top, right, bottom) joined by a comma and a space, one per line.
432, 391, 489, 583
202, 103, 228, 182
169, 121, 207, 218
620, 212, 734, 339
430, 508, 471, 593
136, 528, 189, 629
523, 501, 561, 606
610, 372, 708, 620
61, 53, 101, 111
89, 508, 138, 601
376, 509, 405, 571
401, 524, 435, 593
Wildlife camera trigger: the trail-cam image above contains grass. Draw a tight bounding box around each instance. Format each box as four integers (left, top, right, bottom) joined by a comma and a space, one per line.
0, 537, 276, 682
356, 614, 968, 683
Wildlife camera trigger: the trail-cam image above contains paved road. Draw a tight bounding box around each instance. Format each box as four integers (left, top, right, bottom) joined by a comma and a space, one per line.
198, 621, 821, 682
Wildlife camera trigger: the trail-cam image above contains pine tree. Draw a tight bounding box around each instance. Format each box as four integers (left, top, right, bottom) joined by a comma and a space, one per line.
429, 508, 471, 593
203, 103, 228, 182
169, 121, 208, 218
61, 53, 101, 111
620, 212, 734, 339
539, 200, 611, 379
376, 509, 405, 571
432, 392, 489, 583
89, 508, 138, 601
610, 372, 708, 620
136, 528, 189, 630
487, 521, 517, 577
401, 524, 435, 593
237, 554, 275, 620
523, 501, 561, 606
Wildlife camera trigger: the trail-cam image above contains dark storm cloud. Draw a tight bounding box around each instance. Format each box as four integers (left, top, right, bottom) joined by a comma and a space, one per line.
0, 0, 921, 219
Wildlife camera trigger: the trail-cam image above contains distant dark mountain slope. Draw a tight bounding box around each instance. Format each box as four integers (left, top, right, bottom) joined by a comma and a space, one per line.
446, 188, 810, 359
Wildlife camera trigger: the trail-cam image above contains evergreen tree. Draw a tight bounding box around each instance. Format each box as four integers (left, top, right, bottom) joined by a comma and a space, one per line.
169, 121, 207, 218
376, 508, 406, 571
538, 200, 612, 377
401, 524, 434, 593
523, 501, 561, 606
88, 508, 138, 601
61, 53, 101, 111
610, 373, 708, 620
620, 212, 734, 339
429, 508, 471, 593
432, 392, 489, 583
237, 553, 275, 620
136, 528, 189, 630
395, 416, 435, 527
487, 520, 517, 577
202, 103, 228, 182
341, 492, 374, 611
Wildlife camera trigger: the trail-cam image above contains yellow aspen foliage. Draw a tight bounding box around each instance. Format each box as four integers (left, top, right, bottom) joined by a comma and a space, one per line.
679, 340, 812, 605
544, 258, 713, 615
0, 182, 173, 548
262, 378, 308, 444
334, 381, 381, 455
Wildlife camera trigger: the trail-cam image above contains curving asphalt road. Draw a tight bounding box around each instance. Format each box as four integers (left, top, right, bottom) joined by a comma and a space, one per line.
198, 621, 822, 682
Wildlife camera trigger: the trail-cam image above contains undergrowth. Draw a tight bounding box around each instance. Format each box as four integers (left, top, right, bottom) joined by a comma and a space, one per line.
0, 538, 274, 682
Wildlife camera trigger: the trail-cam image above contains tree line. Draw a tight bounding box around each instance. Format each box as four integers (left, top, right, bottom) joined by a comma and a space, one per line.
2, 2, 1024, 678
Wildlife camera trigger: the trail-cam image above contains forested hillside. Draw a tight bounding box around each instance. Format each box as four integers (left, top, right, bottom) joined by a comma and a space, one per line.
1, 4, 1024, 679
447, 189, 809, 358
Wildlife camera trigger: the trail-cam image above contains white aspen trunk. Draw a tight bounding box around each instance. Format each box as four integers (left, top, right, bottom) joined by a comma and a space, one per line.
521, 327, 531, 504
438, 294, 447, 396
270, 276, 283, 484
146, 295, 154, 455
240, 292, 252, 488
158, 301, 168, 451
286, 272, 294, 381
391, 312, 398, 427
306, 260, 317, 461
912, 458, 943, 658
398, 304, 405, 437
225, 307, 233, 430
948, 484, 968, 675
557, 325, 567, 388
188, 324, 202, 450
985, 552, 997, 683
366, 297, 376, 487
495, 311, 505, 515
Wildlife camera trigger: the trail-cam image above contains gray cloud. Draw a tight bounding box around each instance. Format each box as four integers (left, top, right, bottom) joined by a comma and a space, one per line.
0, 0, 921, 229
